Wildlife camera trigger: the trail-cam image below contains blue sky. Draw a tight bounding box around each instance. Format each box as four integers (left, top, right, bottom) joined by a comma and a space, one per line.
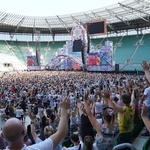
0, 0, 123, 16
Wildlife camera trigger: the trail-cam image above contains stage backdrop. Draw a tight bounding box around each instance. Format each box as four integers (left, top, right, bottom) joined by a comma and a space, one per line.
87, 41, 114, 71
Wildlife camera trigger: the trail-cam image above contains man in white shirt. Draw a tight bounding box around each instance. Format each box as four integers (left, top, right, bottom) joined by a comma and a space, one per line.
62, 134, 83, 150
2, 97, 70, 150
15, 105, 24, 120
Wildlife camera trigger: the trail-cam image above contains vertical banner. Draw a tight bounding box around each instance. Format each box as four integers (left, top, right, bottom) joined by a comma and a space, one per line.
26, 49, 41, 70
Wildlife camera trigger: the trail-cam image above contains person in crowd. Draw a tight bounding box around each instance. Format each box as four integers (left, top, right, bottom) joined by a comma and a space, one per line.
2, 96, 70, 150
39, 115, 48, 141
140, 60, 150, 135
103, 90, 135, 144
70, 110, 78, 135
83, 135, 97, 150
84, 90, 119, 150
92, 94, 103, 117
77, 100, 94, 142
142, 61, 150, 83
62, 133, 83, 150
141, 79, 150, 136
26, 124, 35, 145
15, 105, 24, 121
8, 103, 15, 118
141, 104, 150, 132
0, 133, 6, 149
5, 103, 10, 119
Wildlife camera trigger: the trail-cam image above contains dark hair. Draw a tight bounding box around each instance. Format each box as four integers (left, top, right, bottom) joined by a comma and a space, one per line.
121, 93, 131, 104
26, 125, 31, 136
41, 116, 47, 127
84, 136, 93, 150
102, 107, 115, 124
70, 134, 79, 143
50, 114, 55, 123
46, 108, 52, 117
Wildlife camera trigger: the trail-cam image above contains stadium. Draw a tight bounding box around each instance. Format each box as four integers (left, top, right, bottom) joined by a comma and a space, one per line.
0, 0, 149, 72
0, 0, 150, 149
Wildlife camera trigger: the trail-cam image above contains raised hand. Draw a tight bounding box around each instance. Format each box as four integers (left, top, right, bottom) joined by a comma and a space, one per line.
142, 61, 149, 71
60, 96, 70, 110
29, 111, 36, 121
96, 90, 101, 96
103, 90, 110, 100
84, 90, 90, 101
141, 103, 147, 118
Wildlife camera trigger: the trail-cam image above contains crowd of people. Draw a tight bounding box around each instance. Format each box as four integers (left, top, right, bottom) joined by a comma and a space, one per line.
0, 60, 149, 150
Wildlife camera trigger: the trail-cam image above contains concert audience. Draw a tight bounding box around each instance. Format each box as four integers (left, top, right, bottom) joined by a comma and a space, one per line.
0, 60, 149, 149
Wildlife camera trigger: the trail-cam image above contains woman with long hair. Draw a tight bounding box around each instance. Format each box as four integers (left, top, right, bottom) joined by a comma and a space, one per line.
84, 90, 119, 150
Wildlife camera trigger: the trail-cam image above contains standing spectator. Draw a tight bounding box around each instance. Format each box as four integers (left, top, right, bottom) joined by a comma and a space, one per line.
15, 105, 24, 121
70, 111, 78, 134
84, 90, 119, 150
62, 134, 83, 150
141, 81, 150, 136
2, 96, 70, 150
103, 90, 135, 144
5, 103, 10, 119
141, 61, 150, 136
77, 101, 94, 142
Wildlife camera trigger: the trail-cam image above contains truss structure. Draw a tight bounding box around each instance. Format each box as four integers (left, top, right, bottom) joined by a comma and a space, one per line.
0, 0, 150, 35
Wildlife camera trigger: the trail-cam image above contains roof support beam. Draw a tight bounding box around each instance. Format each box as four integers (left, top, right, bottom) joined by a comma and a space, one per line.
106, 8, 130, 26
118, 2, 150, 16
8, 17, 25, 39
134, 13, 149, 22
45, 18, 55, 41
0, 13, 8, 24
134, 0, 150, 8
91, 11, 102, 20
33, 18, 36, 32
57, 15, 70, 33
119, 3, 149, 22
15, 17, 25, 33
84, 13, 93, 21
71, 15, 83, 26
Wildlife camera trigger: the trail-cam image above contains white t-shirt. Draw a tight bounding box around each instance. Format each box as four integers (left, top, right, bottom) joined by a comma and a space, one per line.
95, 101, 103, 114
15, 108, 24, 118
5, 138, 53, 150
63, 141, 83, 150
144, 87, 150, 107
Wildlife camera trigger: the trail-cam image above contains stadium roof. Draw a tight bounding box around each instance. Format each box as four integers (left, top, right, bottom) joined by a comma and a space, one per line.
0, 0, 150, 35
